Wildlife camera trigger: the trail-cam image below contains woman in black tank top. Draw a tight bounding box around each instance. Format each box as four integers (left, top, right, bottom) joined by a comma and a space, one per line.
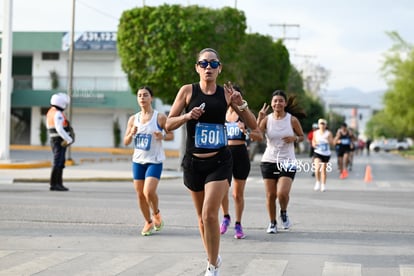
165, 48, 259, 275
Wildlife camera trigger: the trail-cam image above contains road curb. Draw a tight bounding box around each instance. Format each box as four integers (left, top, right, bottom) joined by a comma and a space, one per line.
0, 160, 51, 169
12, 175, 182, 183
1, 146, 180, 169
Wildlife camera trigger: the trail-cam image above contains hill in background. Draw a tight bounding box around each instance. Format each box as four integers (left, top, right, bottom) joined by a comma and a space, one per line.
321, 87, 386, 137
323, 87, 386, 110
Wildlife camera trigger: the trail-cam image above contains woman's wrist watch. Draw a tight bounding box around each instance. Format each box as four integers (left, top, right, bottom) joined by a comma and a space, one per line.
237, 100, 248, 111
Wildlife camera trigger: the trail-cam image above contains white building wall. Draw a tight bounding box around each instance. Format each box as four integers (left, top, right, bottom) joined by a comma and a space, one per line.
32, 51, 67, 90
26, 42, 182, 152
32, 51, 129, 91
30, 107, 42, 145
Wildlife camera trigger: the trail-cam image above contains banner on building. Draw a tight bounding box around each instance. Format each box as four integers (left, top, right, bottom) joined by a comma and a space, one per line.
62, 32, 117, 51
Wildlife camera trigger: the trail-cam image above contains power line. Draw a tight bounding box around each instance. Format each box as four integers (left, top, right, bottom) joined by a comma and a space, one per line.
269, 23, 300, 41
77, 0, 119, 21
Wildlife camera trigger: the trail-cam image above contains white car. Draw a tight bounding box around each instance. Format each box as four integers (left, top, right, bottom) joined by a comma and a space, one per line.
370, 138, 410, 152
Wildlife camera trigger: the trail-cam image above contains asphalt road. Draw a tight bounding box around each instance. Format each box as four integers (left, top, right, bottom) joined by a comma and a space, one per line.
0, 151, 414, 275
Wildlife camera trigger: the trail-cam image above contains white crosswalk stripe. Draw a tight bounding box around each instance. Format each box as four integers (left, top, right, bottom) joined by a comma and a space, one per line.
400, 265, 414, 276
322, 261, 362, 276
0, 251, 412, 275
0, 252, 82, 276
75, 255, 149, 276
242, 259, 288, 276
154, 256, 204, 276
0, 251, 13, 259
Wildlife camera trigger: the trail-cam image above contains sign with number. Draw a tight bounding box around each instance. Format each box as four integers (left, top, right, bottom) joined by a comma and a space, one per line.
134, 133, 152, 151
225, 122, 242, 139
195, 123, 227, 149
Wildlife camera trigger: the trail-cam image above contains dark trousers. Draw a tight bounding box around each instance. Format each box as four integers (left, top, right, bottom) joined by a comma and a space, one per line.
50, 137, 67, 188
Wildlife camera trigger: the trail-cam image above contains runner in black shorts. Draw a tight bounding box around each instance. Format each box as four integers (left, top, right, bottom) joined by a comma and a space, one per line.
219, 94, 263, 239
334, 123, 354, 179
165, 48, 258, 275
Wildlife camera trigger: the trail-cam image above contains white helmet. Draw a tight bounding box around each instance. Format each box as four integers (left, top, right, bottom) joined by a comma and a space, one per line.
50, 93, 70, 109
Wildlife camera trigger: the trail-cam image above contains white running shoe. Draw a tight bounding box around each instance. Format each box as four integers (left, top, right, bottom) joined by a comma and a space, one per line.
266, 222, 277, 234
280, 212, 292, 229
205, 264, 219, 276
321, 183, 326, 192
205, 255, 221, 276
314, 181, 321, 191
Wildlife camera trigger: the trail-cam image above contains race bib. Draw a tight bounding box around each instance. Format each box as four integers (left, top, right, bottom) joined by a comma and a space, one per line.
341, 138, 351, 145
225, 122, 243, 140
134, 133, 152, 151
195, 122, 227, 149
317, 143, 329, 151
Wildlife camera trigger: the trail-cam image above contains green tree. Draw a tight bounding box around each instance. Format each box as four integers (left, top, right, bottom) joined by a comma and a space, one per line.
286, 65, 305, 96
230, 33, 290, 111
117, 4, 246, 103
231, 34, 293, 113
365, 110, 394, 138
379, 31, 414, 138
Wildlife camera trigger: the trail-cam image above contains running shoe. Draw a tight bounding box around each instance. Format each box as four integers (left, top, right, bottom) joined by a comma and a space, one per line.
153, 211, 164, 231
220, 216, 230, 234
205, 255, 221, 276
280, 212, 292, 229
314, 181, 321, 191
205, 264, 219, 276
320, 183, 326, 192
234, 224, 246, 239
266, 222, 277, 234
343, 169, 349, 178
141, 221, 154, 236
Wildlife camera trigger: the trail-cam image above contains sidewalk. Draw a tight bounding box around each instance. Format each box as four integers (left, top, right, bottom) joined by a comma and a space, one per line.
0, 146, 183, 183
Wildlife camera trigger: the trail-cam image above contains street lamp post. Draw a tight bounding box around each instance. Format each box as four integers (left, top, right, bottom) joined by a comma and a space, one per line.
66, 0, 76, 164
0, 0, 13, 162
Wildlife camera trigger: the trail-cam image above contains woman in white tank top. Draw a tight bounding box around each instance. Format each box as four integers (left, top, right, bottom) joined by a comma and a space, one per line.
257, 90, 305, 233
123, 86, 174, 236
312, 118, 334, 192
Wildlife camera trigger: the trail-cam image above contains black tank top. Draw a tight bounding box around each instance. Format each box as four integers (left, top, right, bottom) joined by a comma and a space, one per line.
185, 83, 228, 154
338, 130, 352, 147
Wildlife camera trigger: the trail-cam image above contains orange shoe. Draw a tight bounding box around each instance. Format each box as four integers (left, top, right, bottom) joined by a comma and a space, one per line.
141, 221, 154, 236
153, 211, 164, 231
340, 172, 345, 179
343, 169, 348, 178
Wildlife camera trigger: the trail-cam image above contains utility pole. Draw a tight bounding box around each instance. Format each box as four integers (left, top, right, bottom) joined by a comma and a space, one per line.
66, 0, 76, 164
0, 0, 13, 162
269, 23, 300, 41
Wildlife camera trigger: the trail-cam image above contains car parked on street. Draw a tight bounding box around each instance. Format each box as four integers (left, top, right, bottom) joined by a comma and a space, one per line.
370, 138, 410, 152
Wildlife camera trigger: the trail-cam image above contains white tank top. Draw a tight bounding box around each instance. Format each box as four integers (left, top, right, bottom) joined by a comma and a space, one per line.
132, 110, 165, 164
261, 113, 296, 163
314, 130, 331, 156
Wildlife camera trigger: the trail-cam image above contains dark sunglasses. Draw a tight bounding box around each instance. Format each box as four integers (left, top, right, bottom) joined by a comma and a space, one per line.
197, 60, 221, 69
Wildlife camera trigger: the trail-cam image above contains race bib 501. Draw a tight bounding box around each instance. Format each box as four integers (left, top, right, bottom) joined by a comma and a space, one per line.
195, 123, 227, 149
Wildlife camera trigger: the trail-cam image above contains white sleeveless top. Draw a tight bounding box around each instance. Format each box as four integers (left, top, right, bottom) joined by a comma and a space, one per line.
132, 110, 165, 164
314, 130, 331, 156
261, 113, 296, 163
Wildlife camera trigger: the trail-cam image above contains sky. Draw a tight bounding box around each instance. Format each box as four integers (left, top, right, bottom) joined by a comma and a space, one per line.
1, 0, 414, 92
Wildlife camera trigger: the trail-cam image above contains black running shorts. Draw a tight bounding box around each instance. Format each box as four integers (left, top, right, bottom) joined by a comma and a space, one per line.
182, 147, 232, 192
